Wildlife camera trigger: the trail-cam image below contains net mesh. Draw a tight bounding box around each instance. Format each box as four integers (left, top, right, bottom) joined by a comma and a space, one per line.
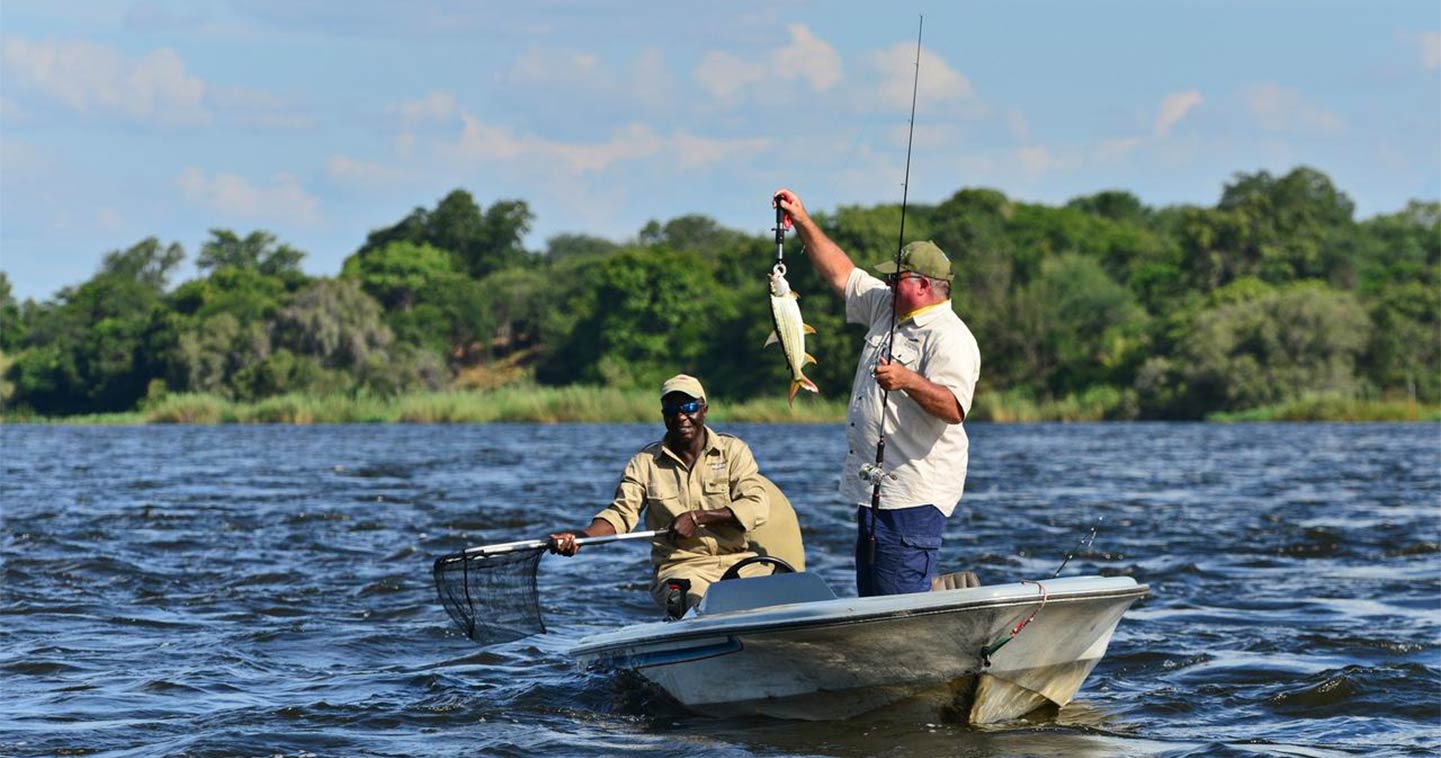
432, 546, 546, 645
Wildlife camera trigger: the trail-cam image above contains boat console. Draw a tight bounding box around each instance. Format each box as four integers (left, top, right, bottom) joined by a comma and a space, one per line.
697, 571, 838, 615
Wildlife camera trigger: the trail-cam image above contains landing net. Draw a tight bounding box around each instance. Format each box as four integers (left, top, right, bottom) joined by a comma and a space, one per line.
432, 546, 546, 645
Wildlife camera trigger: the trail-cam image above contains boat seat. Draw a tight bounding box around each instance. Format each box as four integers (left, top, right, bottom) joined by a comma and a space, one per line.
930, 570, 981, 591
698, 572, 837, 615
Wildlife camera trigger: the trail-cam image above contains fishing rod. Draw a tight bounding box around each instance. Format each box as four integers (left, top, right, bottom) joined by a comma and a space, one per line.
1050, 517, 1102, 578
858, 17, 923, 569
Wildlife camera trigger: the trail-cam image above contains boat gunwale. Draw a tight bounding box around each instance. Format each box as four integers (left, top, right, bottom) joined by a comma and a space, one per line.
570, 579, 1149, 659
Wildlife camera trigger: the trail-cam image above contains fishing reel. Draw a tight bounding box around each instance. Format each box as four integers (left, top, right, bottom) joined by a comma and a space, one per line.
858, 463, 896, 484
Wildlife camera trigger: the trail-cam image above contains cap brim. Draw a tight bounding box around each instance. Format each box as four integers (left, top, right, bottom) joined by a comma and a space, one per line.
873, 260, 901, 274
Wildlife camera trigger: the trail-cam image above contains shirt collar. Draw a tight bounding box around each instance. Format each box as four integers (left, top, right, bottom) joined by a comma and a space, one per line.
902, 300, 951, 325
658, 427, 716, 468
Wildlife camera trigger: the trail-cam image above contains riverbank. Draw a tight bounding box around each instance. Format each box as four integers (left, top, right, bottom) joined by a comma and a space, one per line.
4, 386, 1437, 424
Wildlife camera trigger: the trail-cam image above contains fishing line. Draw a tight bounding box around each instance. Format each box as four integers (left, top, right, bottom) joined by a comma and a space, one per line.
859, 17, 923, 568
980, 516, 1103, 664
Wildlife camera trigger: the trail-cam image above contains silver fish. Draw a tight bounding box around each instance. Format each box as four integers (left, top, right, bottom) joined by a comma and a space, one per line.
765, 265, 819, 404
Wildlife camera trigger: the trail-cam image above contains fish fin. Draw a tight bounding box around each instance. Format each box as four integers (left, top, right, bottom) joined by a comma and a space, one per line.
790, 376, 819, 404
802, 323, 816, 335
764, 331, 778, 347
803, 353, 817, 366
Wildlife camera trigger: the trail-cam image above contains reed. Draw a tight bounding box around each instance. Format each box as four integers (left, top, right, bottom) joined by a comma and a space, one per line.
971, 387, 1129, 423
7, 385, 1437, 424
1209, 395, 1441, 422
145, 393, 234, 424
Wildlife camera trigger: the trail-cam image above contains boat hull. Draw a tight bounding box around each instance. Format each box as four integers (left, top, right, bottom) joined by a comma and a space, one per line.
571, 575, 1146, 722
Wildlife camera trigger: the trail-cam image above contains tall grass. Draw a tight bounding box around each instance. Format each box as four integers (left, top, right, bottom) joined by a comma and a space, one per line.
7, 385, 1436, 425
1208, 394, 1441, 422
131, 385, 849, 424
970, 386, 1131, 422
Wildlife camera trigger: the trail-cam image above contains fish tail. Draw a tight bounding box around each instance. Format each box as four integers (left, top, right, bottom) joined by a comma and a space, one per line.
788, 375, 820, 405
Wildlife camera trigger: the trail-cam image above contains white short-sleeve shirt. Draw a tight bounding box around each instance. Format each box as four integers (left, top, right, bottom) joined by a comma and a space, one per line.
840, 268, 981, 516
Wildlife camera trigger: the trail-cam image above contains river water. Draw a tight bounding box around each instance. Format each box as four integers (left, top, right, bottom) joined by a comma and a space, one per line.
2, 423, 1437, 757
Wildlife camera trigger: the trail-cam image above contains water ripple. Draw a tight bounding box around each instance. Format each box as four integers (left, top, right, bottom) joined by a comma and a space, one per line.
1, 422, 1437, 757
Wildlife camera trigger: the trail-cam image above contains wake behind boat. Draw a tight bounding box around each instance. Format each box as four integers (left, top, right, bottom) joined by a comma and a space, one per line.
569, 569, 1148, 723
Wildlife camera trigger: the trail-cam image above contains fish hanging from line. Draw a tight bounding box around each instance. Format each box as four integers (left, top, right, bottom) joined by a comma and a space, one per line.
765, 264, 819, 405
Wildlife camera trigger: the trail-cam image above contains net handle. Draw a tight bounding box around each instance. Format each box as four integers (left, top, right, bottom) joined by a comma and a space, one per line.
441, 528, 666, 563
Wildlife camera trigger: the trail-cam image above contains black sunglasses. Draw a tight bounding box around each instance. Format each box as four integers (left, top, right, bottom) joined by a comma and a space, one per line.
886, 271, 927, 286
662, 400, 705, 416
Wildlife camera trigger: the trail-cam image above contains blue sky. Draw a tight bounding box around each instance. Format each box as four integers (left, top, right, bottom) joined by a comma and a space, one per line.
3, 1, 1438, 301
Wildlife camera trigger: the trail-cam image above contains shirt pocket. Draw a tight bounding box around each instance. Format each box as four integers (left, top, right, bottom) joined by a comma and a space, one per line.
890, 339, 921, 369
701, 478, 729, 510
645, 482, 684, 519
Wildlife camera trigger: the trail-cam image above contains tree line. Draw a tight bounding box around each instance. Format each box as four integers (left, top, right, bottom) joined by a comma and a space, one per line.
1, 166, 1436, 419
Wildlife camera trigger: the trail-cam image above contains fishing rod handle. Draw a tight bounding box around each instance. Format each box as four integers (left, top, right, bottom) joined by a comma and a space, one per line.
773, 196, 787, 261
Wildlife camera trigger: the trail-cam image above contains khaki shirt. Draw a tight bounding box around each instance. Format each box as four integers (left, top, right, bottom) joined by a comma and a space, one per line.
840, 268, 981, 516
592, 429, 769, 572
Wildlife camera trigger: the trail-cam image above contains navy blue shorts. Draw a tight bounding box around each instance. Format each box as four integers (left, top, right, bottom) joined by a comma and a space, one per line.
854, 505, 944, 596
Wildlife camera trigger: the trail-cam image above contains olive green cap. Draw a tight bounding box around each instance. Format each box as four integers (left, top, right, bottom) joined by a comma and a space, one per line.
873, 241, 953, 281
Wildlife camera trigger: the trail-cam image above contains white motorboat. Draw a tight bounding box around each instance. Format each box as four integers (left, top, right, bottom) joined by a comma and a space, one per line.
570, 571, 1148, 723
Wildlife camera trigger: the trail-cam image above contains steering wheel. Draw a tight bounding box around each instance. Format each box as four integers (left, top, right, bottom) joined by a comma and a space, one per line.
719, 555, 797, 581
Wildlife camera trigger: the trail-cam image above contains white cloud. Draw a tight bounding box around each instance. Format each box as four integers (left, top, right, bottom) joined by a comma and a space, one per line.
394, 132, 417, 157
1154, 90, 1203, 137
2, 36, 210, 125
435, 111, 770, 175
773, 24, 842, 92
628, 48, 676, 110
872, 43, 974, 111
1244, 83, 1344, 134
503, 45, 675, 113
0, 95, 28, 124
448, 116, 661, 173
672, 132, 772, 169
209, 85, 313, 128
326, 154, 407, 187
1016, 145, 1058, 177
694, 24, 841, 105
389, 91, 459, 125
1006, 110, 1031, 142
509, 47, 603, 87
1, 136, 47, 175
176, 167, 320, 224
1422, 31, 1441, 70
1094, 137, 1145, 162
694, 50, 767, 104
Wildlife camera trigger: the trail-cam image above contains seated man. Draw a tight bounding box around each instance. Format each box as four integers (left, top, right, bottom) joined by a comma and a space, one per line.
549, 374, 803, 617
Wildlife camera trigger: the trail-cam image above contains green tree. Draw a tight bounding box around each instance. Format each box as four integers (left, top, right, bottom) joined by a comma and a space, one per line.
538, 248, 723, 389
544, 233, 620, 263
1004, 254, 1149, 396
7, 238, 181, 413
197, 229, 306, 280
1137, 282, 1371, 417
0, 272, 24, 353
162, 234, 304, 399
358, 189, 534, 279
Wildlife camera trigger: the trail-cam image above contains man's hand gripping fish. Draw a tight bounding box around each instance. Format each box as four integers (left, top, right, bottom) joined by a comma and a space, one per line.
766, 263, 819, 404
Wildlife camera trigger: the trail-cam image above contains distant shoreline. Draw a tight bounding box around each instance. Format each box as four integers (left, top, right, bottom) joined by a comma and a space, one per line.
3, 386, 1436, 424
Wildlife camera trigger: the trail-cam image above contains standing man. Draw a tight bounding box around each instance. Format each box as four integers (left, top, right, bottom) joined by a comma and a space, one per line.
549, 374, 801, 618
774, 189, 981, 597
